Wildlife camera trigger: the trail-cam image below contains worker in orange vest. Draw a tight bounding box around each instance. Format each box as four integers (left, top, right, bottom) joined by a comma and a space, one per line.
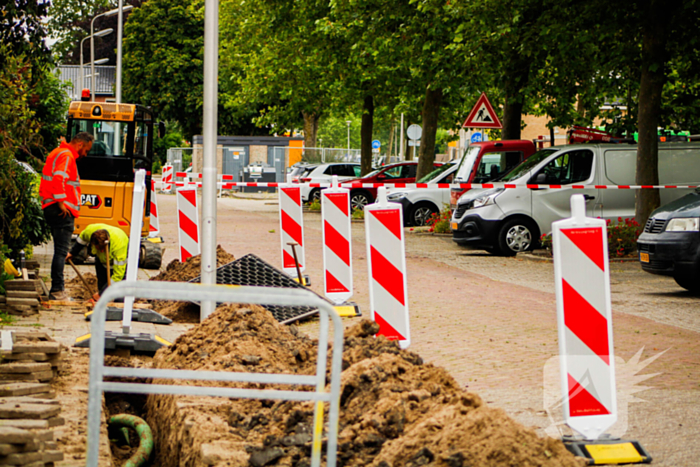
39, 132, 93, 300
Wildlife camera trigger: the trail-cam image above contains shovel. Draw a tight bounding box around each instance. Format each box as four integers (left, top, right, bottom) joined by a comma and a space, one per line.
67, 258, 96, 299
104, 240, 111, 287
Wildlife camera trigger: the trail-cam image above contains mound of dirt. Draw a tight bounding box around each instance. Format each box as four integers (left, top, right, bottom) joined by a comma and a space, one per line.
149, 245, 235, 283
144, 306, 585, 467
154, 303, 317, 375
67, 272, 98, 300
143, 245, 236, 321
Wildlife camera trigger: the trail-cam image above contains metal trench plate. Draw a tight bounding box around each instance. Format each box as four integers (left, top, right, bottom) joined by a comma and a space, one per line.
74, 331, 170, 354
84, 307, 173, 325
188, 254, 322, 324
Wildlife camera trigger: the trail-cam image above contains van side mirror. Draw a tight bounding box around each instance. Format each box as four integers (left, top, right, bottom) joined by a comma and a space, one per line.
528, 173, 548, 187
158, 121, 166, 139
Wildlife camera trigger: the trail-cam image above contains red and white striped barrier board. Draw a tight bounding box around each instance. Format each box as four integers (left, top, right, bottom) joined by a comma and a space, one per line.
173, 181, 700, 190
176, 172, 237, 182
552, 194, 616, 440
148, 179, 160, 237
279, 182, 305, 274
365, 187, 410, 349
176, 187, 200, 262
321, 176, 353, 304
161, 164, 174, 192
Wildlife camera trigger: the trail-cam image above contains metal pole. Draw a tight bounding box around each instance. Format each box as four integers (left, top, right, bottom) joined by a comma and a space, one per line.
116, 0, 123, 104
400, 113, 405, 160
79, 38, 85, 95
90, 19, 95, 100
200, 0, 219, 320
115, 0, 124, 155
346, 121, 351, 155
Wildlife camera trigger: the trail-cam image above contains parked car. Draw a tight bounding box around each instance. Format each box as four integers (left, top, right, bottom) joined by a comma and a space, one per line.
637, 190, 700, 293
288, 163, 316, 183
387, 162, 458, 226
345, 161, 445, 210
450, 140, 538, 209
451, 142, 700, 256
297, 162, 361, 203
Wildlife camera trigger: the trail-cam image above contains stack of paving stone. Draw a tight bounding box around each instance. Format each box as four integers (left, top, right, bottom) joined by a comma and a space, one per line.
0, 421, 63, 466
0, 261, 49, 317
0, 282, 40, 317
0, 333, 65, 383
0, 332, 65, 465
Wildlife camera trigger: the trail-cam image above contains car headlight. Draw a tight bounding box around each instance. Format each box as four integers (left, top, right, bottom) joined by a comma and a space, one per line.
665, 218, 700, 232
472, 189, 504, 209
387, 192, 406, 200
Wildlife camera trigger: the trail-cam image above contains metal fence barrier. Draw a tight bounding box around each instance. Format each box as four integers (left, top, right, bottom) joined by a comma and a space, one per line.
87, 281, 344, 467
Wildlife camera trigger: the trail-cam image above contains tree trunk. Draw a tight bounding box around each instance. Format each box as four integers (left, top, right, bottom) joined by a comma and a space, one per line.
416, 87, 443, 180
387, 121, 395, 162
302, 111, 319, 152
501, 96, 524, 140
501, 55, 531, 141
550, 126, 555, 147
635, 1, 671, 226
360, 95, 374, 176
404, 130, 411, 161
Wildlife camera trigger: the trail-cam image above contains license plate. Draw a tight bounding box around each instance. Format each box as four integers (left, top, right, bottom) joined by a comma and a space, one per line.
640, 252, 649, 263
451, 222, 458, 230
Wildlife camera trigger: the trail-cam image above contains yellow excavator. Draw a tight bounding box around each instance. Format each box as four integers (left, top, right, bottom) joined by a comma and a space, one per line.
67, 90, 163, 268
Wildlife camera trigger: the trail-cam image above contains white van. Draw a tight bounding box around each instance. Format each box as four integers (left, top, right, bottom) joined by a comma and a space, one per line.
451, 143, 700, 255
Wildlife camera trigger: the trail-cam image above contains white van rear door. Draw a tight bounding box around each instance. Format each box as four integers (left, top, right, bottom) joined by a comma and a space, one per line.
600, 148, 636, 222
530, 149, 598, 235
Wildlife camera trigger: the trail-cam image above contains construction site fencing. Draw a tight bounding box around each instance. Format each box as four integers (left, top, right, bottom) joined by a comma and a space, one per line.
87, 281, 344, 467
166, 147, 194, 175
276, 146, 362, 164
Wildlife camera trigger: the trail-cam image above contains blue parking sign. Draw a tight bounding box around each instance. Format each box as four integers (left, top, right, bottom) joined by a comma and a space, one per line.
471, 132, 482, 143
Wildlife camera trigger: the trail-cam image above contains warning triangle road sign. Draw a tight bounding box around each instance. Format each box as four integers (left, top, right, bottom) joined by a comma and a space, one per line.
463, 92, 502, 129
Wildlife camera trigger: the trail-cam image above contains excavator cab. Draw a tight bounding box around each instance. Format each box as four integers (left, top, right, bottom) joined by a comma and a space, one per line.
66, 93, 164, 268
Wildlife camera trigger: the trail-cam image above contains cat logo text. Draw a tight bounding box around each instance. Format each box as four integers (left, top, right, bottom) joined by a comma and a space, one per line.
81, 194, 102, 209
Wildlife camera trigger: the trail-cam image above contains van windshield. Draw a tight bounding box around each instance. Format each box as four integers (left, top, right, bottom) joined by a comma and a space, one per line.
500, 149, 558, 182
417, 162, 455, 183
454, 146, 481, 182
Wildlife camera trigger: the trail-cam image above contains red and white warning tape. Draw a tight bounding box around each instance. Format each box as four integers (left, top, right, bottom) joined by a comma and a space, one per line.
167, 181, 700, 190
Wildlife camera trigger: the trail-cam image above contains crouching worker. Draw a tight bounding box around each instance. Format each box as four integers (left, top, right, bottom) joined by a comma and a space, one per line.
67, 224, 129, 301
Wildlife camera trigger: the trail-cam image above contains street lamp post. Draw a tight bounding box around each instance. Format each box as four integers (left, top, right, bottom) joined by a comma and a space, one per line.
80, 29, 112, 95
346, 120, 351, 156
90, 5, 133, 100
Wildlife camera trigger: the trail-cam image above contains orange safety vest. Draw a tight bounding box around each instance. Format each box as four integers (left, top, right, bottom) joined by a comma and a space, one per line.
39, 142, 81, 217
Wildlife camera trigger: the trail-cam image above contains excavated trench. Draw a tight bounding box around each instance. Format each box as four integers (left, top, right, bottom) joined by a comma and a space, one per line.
103, 356, 155, 466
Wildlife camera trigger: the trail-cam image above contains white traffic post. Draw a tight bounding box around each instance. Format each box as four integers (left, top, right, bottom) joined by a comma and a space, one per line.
176, 187, 200, 262
552, 194, 616, 440
148, 178, 160, 237
122, 169, 147, 334
279, 174, 305, 275
365, 187, 410, 348
322, 175, 352, 304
